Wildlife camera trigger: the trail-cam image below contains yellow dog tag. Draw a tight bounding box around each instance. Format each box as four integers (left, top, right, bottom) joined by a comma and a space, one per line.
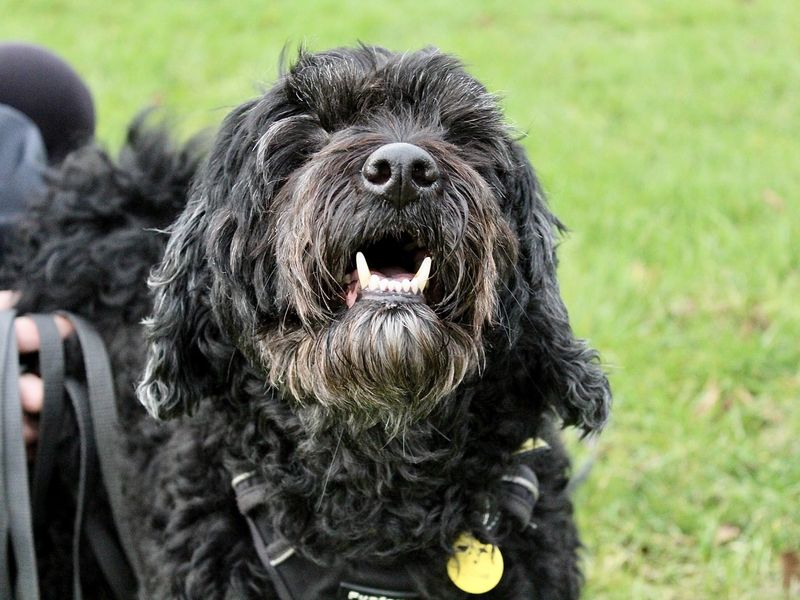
446, 532, 504, 594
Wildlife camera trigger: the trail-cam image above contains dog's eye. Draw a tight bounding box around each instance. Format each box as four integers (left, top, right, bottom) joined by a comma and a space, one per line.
257, 114, 329, 170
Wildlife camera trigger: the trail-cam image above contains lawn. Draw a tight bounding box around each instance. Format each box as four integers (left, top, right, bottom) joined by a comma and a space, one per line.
2, 1, 798, 597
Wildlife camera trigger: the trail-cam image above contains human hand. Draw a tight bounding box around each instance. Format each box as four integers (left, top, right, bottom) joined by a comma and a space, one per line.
0, 291, 75, 455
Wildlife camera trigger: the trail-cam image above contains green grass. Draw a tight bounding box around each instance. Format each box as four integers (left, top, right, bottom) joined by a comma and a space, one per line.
3, 1, 798, 597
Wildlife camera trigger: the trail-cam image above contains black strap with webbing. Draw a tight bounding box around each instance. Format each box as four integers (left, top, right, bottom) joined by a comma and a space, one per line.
1, 309, 39, 599
231, 438, 548, 600
232, 471, 421, 600
28, 314, 65, 532
0, 309, 137, 600
59, 311, 139, 580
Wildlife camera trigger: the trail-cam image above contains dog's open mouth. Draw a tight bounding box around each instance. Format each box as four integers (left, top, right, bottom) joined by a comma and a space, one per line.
343, 233, 432, 308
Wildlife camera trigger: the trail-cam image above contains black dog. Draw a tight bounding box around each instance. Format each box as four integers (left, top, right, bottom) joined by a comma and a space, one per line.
9, 46, 610, 599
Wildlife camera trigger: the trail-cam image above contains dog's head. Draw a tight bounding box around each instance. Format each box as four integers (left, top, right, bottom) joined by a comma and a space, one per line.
138, 46, 610, 434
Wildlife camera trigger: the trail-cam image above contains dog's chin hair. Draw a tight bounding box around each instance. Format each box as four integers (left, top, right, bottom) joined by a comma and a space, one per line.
259, 300, 482, 437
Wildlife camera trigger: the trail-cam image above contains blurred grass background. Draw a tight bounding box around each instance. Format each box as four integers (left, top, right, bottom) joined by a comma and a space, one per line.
2, 0, 798, 597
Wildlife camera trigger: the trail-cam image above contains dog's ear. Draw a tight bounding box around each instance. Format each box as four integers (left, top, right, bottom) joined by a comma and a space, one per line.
136, 100, 258, 420
137, 193, 227, 420
506, 143, 611, 433
137, 95, 292, 419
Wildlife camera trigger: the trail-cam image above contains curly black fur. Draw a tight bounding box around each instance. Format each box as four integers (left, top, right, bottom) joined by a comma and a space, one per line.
7, 47, 610, 599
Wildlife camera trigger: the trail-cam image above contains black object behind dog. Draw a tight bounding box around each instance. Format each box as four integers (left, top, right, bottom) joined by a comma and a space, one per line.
6, 46, 610, 599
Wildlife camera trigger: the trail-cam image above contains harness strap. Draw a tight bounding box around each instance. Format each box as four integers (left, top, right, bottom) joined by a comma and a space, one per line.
231, 438, 548, 599
502, 438, 550, 530
232, 473, 420, 600
500, 463, 540, 530
1, 309, 40, 600
233, 473, 341, 600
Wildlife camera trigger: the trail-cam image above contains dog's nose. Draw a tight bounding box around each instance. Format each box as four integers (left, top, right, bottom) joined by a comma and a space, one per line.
362, 142, 440, 208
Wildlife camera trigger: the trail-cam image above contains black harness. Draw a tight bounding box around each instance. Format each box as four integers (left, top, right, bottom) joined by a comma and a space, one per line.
232, 442, 546, 600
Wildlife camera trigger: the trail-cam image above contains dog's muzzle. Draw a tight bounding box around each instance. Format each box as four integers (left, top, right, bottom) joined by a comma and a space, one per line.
341, 143, 439, 309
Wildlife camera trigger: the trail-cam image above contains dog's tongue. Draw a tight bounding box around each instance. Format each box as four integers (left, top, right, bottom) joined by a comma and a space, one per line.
345, 267, 415, 308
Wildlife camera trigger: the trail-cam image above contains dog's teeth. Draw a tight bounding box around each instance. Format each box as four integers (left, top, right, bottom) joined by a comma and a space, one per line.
415, 257, 431, 292
358, 269, 428, 295
356, 252, 371, 288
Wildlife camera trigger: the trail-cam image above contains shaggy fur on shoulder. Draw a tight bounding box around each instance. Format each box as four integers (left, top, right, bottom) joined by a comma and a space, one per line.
8, 46, 610, 599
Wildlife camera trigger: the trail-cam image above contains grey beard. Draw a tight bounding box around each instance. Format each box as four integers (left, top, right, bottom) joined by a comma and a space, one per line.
260, 299, 482, 437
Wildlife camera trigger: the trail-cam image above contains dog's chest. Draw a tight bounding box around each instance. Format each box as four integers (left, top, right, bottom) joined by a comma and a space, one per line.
226, 433, 540, 599
233, 468, 527, 600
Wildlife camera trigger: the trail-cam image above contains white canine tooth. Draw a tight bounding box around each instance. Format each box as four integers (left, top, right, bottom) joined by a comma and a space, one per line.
411, 278, 419, 294
414, 257, 431, 292
369, 274, 380, 290
401, 279, 411, 293
356, 252, 370, 288
380, 278, 389, 291
391, 281, 400, 293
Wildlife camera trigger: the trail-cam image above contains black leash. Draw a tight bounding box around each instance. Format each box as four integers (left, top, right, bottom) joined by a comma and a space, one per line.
28, 314, 65, 532
0, 310, 137, 600
60, 311, 139, 579
1, 309, 39, 599
566, 434, 601, 496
